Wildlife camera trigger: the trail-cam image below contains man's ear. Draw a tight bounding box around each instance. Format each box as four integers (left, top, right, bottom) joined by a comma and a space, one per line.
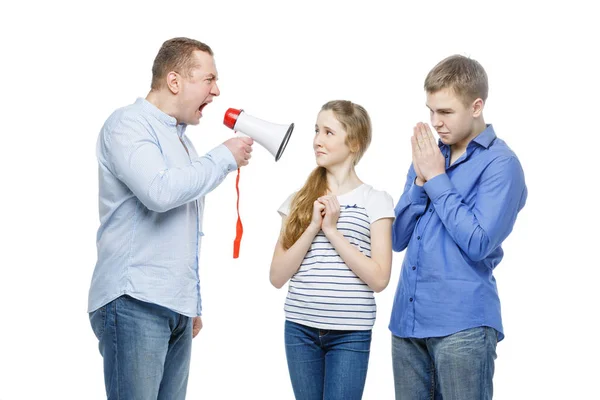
166, 71, 180, 94
472, 98, 484, 118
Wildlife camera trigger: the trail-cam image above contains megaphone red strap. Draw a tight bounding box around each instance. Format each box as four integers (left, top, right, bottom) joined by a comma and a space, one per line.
233, 167, 243, 259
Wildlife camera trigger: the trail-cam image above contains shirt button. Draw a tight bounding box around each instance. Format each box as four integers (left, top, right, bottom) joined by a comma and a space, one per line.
429, 209, 433, 213
417, 236, 421, 240
409, 297, 414, 302
445, 155, 448, 158
412, 266, 416, 270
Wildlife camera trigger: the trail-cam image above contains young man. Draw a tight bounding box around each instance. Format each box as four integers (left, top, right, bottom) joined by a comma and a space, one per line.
390, 55, 527, 400
87, 37, 253, 399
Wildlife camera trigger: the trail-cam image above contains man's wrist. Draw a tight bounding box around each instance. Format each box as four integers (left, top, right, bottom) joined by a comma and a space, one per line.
424, 170, 445, 182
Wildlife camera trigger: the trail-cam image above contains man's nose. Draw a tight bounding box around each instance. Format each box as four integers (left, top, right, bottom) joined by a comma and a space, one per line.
431, 113, 443, 128
212, 82, 221, 97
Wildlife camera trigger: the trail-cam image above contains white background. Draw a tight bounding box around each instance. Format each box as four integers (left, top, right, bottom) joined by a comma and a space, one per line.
1, 0, 598, 398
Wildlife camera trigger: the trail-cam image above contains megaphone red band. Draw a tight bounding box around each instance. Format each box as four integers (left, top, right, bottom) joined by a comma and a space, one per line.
224, 108, 242, 130
233, 167, 243, 259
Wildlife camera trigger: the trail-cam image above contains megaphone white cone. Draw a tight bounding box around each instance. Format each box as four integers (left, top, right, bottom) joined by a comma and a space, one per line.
223, 108, 294, 161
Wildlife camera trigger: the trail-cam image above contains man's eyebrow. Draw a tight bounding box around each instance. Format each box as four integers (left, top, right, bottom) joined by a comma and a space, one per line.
426, 105, 453, 112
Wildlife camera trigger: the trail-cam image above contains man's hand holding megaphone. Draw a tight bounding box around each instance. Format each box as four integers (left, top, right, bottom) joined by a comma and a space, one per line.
223, 136, 254, 167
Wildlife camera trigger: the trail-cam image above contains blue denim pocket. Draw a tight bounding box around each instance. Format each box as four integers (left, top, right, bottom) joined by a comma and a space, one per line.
89, 305, 107, 340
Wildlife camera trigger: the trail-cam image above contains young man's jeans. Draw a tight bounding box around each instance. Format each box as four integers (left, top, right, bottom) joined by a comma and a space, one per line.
392, 327, 498, 400
284, 320, 372, 400
89, 295, 193, 400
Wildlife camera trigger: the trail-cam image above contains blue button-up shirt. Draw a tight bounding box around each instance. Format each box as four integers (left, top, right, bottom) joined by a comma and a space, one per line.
88, 98, 237, 317
390, 125, 527, 341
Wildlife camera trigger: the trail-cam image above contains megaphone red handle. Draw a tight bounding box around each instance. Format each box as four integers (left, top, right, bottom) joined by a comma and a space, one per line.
233, 167, 243, 259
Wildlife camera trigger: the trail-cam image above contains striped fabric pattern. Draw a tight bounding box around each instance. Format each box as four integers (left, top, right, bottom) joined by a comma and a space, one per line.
279, 184, 394, 331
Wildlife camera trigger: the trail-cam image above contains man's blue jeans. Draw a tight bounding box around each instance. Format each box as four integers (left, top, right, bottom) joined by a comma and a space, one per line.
284, 320, 372, 400
89, 295, 193, 400
392, 327, 498, 400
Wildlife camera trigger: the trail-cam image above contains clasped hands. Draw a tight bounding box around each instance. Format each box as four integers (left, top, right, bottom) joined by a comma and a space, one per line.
411, 122, 445, 186
309, 195, 341, 235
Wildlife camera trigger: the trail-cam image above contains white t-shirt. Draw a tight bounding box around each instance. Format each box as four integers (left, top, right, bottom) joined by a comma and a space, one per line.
278, 184, 395, 331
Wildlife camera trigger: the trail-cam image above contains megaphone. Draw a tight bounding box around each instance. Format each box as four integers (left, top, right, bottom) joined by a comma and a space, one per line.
223, 108, 294, 161
222, 108, 295, 260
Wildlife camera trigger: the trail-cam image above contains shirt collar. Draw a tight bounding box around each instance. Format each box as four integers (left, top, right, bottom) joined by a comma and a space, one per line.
136, 98, 187, 136
472, 124, 496, 149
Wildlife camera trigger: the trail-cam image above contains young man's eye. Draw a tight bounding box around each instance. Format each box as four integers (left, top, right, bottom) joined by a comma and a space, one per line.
326, 131, 333, 135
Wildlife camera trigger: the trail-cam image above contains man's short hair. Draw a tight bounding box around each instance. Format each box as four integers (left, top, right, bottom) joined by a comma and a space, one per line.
151, 37, 213, 90
424, 55, 488, 106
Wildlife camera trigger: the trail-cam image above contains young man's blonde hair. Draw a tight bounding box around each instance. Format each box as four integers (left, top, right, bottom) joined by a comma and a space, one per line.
151, 37, 213, 91
424, 55, 488, 106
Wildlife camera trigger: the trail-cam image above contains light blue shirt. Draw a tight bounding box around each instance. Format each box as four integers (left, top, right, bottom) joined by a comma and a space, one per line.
88, 98, 237, 317
390, 125, 527, 341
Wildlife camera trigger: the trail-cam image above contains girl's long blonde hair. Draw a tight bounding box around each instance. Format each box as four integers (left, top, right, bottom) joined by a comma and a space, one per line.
281, 100, 372, 249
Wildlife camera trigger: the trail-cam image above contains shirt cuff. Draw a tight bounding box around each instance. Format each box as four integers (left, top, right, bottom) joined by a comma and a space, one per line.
409, 179, 429, 205
423, 173, 453, 201
207, 144, 238, 174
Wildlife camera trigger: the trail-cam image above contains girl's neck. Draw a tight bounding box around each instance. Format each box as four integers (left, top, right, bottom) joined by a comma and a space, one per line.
325, 166, 362, 196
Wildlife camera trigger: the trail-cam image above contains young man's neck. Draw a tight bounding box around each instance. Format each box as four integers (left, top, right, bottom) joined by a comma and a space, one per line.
451, 118, 487, 155
146, 89, 180, 123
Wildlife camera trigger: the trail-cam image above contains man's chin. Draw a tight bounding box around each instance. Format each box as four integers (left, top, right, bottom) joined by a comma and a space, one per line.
187, 114, 202, 126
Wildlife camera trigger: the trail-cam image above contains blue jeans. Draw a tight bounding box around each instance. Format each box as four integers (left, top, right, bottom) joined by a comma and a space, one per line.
392, 327, 498, 400
89, 295, 193, 400
284, 320, 372, 400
